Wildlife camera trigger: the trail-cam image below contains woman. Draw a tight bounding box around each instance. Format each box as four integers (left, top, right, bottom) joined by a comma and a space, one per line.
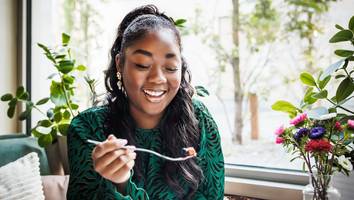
67, 5, 224, 200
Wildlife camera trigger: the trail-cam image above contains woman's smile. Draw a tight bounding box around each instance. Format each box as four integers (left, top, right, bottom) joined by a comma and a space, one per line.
142, 88, 167, 103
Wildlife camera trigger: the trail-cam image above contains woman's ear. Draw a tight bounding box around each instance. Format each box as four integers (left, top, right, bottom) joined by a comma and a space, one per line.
115, 54, 122, 72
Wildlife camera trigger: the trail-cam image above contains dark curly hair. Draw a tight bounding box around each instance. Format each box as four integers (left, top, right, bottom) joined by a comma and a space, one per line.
103, 5, 203, 199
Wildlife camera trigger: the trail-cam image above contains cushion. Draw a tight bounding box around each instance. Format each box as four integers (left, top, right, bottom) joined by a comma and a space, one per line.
0, 152, 45, 200
0, 134, 50, 175
41, 175, 69, 200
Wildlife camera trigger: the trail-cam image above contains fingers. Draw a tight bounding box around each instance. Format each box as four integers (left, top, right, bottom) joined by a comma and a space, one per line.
91, 134, 137, 184
94, 148, 126, 172
92, 135, 128, 159
101, 151, 136, 176
112, 159, 135, 181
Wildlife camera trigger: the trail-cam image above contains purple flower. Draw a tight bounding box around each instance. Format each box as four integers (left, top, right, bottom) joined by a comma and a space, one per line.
294, 128, 309, 141
309, 127, 326, 139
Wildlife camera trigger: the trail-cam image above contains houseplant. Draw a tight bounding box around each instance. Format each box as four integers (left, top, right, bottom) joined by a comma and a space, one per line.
1, 33, 95, 147
0, 33, 100, 174
272, 16, 354, 199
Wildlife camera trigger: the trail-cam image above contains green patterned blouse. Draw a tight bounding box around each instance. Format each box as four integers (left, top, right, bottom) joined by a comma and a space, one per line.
67, 99, 224, 200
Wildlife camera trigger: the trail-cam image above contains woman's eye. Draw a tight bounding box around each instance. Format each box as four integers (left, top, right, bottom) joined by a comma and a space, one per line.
165, 67, 178, 72
135, 64, 150, 69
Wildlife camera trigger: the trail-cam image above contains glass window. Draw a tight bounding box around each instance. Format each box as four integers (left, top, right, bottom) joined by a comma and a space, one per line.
31, 0, 354, 172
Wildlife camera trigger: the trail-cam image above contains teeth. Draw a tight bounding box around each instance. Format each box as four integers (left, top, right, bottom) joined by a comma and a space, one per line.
144, 90, 165, 97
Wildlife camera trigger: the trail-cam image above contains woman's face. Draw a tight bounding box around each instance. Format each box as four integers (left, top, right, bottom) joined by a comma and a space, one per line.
116, 29, 182, 126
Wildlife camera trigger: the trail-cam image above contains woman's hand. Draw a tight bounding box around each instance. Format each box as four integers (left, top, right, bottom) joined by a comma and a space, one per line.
92, 134, 136, 185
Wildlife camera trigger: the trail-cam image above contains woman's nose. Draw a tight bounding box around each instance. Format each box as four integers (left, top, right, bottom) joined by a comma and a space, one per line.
147, 65, 167, 84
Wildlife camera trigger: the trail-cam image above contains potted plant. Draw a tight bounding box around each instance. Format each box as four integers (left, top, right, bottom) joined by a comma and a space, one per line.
1, 33, 98, 174
272, 16, 354, 199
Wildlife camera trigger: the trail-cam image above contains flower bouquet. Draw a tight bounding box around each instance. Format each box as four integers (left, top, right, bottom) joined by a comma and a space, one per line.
272, 16, 354, 200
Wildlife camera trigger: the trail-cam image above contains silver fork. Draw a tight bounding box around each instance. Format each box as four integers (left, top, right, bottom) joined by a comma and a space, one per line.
86, 139, 196, 162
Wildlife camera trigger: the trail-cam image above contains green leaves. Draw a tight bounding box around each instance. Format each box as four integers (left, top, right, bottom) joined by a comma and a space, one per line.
62, 33, 70, 46
19, 102, 33, 121
329, 30, 353, 43
304, 87, 317, 105
0, 33, 84, 148
58, 123, 69, 136
50, 81, 66, 106
19, 110, 31, 121
1, 86, 32, 120
7, 104, 16, 118
76, 65, 86, 71
300, 72, 316, 86
16, 86, 25, 97
271, 100, 299, 117
335, 24, 344, 30
174, 19, 187, 28
39, 119, 52, 127
318, 75, 331, 89
336, 77, 354, 103
312, 90, 328, 99
1, 94, 13, 101
54, 112, 62, 123
36, 97, 50, 105
38, 134, 53, 147
57, 60, 75, 74
349, 16, 354, 31
335, 50, 354, 57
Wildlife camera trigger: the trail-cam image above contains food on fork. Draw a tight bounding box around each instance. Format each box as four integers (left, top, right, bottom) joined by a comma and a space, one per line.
182, 147, 197, 157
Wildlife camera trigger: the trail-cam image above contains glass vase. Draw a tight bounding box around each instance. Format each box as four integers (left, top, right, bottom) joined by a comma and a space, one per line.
303, 173, 341, 200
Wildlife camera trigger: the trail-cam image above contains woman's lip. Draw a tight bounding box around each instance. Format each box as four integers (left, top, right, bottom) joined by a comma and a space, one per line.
143, 90, 167, 103
143, 89, 166, 96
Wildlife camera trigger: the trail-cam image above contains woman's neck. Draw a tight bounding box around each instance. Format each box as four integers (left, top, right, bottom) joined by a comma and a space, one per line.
129, 106, 163, 129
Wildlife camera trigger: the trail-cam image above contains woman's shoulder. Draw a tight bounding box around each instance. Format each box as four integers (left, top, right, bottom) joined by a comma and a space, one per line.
192, 98, 211, 119
71, 106, 108, 125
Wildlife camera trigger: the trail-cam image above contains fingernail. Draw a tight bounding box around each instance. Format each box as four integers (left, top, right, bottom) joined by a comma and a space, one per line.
132, 153, 137, 159
118, 139, 128, 145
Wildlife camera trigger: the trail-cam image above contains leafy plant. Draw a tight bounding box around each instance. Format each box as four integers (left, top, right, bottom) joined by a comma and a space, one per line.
1, 33, 88, 147
272, 16, 354, 118
271, 15, 354, 200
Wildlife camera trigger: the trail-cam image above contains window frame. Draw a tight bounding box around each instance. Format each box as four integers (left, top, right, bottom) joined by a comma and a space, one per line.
23, 1, 314, 199
224, 164, 308, 199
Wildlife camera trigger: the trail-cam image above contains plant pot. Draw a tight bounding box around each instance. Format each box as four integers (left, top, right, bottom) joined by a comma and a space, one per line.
58, 135, 69, 174
45, 135, 69, 175
45, 139, 65, 175
303, 173, 341, 200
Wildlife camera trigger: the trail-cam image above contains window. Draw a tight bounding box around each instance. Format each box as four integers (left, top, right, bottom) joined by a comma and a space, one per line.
27, 0, 354, 199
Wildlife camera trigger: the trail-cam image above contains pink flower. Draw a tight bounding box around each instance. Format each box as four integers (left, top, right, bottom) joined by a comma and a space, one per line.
348, 119, 354, 129
290, 113, 307, 126
274, 125, 285, 136
275, 137, 284, 144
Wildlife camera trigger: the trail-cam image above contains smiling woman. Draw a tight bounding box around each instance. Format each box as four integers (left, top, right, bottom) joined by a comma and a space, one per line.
118, 30, 182, 128
66, 4, 224, 200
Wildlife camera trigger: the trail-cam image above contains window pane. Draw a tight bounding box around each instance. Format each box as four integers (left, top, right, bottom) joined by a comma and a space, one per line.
32, 0, 354, 171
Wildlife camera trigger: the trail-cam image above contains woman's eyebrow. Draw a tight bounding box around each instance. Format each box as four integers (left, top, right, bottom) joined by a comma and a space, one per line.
133, 49, 177, 59
133, 49, 152, 57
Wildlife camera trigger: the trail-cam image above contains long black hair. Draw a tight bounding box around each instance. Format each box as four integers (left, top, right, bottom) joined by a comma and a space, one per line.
103, 5, 203, 199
